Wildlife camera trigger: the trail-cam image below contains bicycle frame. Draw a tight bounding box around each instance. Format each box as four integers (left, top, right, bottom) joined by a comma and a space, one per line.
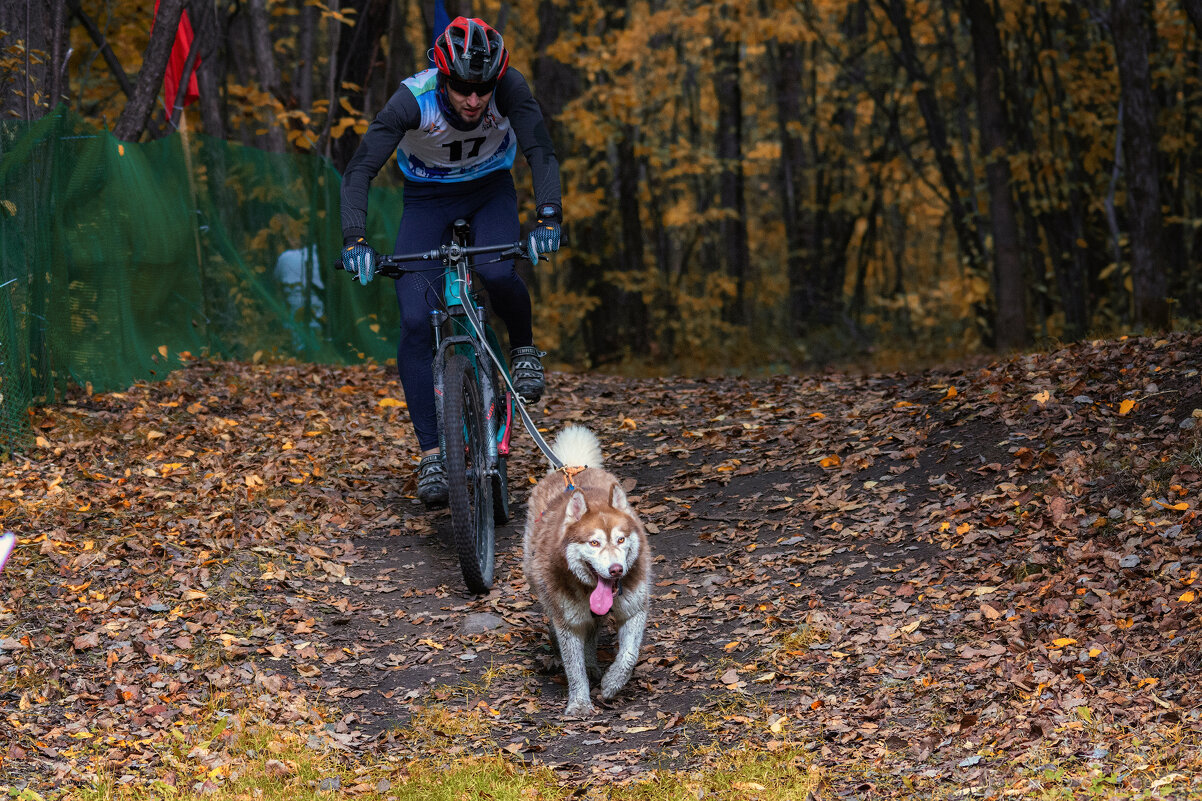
342, 229, 524, 468
428, 231, 511, 486
339, 225, 527, 592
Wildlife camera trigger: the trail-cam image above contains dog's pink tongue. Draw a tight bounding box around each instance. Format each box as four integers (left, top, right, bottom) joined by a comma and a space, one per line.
590, 578, 615, 615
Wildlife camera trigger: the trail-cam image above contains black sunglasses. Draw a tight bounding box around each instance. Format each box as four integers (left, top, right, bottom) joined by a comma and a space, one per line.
446, 76, 497, 97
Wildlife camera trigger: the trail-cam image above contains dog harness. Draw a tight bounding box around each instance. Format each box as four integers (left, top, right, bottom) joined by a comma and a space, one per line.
559, 465, 585, 490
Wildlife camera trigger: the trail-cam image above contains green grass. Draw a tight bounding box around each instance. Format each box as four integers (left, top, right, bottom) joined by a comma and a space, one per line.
67, 755, 569, 801
10, 703, 1202, 801
17, 698, 823, 801
57, 746, 822, 801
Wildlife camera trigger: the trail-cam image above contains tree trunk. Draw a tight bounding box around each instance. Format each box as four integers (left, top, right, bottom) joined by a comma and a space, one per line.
248, 0, 287, 151
768, 34, 812, 339
532, 0, 623, 364
813, 2, 870, 331
329, 0, 392, 170
384, 0, 416, 96
615, 129, 650, 352
878, 0, 986, 279
1183, 0, 1202, 38
533, 0, 580, 118
965, 0, 1026, 351
67, 0, 134, 99
713, 6, 748, 326
1008, 3, 1091, 340
112, 0, 187, 141
46, 0, 69, 110
191, 0, 225, 139
1046, 7, 1096, 340
0, 0, 50, 119
295, 0, 317, 111
940, 0, 985, 257
1112, 0, 1169, 330
320, 0, 341, 157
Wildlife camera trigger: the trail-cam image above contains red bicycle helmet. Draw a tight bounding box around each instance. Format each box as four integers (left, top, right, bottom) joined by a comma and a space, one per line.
432, 17, 509, 85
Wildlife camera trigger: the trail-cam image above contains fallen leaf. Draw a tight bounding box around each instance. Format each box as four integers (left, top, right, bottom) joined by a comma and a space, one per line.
73, 631, 101, 650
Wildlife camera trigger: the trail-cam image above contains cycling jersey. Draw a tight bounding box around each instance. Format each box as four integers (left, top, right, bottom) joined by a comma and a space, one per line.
340, 67, 561, 241
395, 69, 515, 182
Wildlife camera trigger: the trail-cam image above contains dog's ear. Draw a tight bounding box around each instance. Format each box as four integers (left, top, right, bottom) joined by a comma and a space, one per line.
564, 490, 588, 524
609, 482, 630, 512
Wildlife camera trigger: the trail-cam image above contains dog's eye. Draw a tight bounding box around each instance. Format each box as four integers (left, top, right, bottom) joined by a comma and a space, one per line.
617, 537, 626, 544
589, 539, 600, 548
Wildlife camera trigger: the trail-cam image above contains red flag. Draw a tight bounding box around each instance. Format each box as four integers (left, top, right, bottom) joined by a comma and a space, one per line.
155, 0, 200, 118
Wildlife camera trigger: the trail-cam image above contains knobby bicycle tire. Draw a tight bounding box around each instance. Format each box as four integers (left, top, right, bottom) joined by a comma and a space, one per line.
442, 352, 495, 593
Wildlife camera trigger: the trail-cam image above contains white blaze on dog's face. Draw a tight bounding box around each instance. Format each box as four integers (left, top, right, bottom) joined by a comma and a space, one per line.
562, 485, 641, 615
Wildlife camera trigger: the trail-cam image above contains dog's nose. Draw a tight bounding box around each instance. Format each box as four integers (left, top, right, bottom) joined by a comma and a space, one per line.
608, 563, 624, 578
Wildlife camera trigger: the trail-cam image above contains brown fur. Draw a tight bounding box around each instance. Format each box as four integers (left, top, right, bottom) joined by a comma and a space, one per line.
523, 458, 653, 716
525, 468, 650, 613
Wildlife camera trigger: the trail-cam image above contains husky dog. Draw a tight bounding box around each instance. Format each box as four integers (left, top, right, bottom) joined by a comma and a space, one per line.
523, 426, 651, 717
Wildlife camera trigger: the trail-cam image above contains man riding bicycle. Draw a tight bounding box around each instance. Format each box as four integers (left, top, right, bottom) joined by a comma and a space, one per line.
340, 16, 563, 509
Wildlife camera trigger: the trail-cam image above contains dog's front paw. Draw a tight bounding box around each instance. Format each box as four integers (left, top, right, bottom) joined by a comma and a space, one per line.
600, 670, 629, 700
564, 700, 595, 718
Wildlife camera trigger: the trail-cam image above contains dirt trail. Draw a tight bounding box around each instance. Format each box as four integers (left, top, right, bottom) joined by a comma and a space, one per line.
5, 335, 1202, 795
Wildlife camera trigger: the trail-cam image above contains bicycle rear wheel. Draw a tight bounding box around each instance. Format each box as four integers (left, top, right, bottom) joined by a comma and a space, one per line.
442, 352, 495, 593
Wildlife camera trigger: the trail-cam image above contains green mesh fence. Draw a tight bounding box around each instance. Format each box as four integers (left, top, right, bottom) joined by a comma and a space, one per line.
0, 106, 407, 453
0, 279, 30, 453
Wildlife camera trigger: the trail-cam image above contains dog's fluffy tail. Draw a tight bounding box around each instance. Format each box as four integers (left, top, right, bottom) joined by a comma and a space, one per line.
551, 425, 604, 469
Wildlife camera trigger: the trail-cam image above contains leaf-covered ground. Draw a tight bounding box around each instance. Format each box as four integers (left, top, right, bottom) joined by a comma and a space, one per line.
3, 333, 1202, 798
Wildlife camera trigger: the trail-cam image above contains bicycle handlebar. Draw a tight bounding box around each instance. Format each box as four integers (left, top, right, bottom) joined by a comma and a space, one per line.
335, 240, 528, 278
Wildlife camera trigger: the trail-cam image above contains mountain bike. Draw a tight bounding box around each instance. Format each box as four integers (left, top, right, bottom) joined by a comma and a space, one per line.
341, 219, 527, 593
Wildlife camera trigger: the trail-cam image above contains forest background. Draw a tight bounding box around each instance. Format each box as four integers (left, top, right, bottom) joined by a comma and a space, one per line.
2, 0, 1201, 375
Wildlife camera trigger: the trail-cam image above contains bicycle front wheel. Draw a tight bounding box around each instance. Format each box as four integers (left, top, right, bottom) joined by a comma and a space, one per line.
442, 352, 495, 593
